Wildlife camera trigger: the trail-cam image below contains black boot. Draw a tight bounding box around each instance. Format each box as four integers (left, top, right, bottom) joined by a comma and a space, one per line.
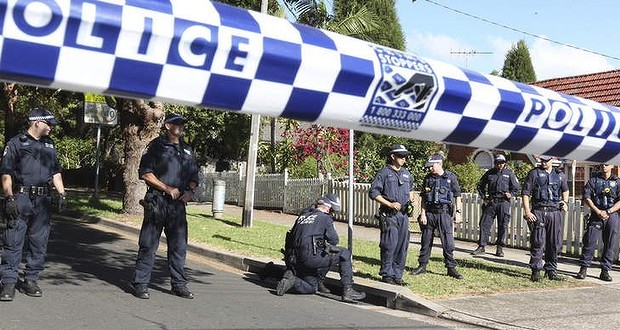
276, 270, 296, 296
0, 283, 15, 302
317, 280, 331, 293
133, 283, 150, 299
19, 279, 42, 297
575, 266, 587, 280
495, 246, 504, 257
171, 285, 194, 299
471, 246, 485, 255
530, 270, 542, 282
600, 269, 613, 282
545, 270, 566, 281
341, 285, 366, 302
447, 267, 463, 279
410, 264, 427, 275
381, 276, 396, 284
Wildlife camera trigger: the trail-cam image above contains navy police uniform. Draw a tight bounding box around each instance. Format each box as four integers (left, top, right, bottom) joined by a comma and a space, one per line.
418, 170, 461, 269
579, 173, 620, 273
287, 208, 352, 293
475, 160, 520, 250
369, 164, 413, 283
0, 108, 63, 297
277, 194, 365, 302
522, 166, 568, 275
133, 132, 199, 293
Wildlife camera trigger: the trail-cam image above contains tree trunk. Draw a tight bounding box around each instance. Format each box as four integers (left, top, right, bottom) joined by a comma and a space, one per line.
120, 99, 165, 214
1, 83, 19, 144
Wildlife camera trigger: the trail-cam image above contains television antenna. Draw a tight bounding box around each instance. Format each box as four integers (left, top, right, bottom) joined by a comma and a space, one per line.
450, 49, 493, 68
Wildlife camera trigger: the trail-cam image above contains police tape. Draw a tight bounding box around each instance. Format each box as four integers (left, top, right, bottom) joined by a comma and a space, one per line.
1, 0, 620, 163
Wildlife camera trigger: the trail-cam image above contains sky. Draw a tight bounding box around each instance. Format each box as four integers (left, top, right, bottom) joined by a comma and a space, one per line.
395, 0, 620, 80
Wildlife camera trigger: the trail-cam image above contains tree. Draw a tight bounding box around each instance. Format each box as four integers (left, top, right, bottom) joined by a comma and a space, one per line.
501, 39, 537, 83
110, 98, 165, 214
333, 0, 405, 49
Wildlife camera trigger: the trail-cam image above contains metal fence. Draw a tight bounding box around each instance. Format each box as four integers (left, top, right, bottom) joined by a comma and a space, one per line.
196, 169, 610, 259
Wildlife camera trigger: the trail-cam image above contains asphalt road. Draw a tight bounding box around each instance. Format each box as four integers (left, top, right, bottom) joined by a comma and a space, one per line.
0, 217, 466, 330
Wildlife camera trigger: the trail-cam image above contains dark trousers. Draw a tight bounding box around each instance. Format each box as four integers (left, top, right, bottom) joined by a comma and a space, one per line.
134, 200, 188, 287
379, 213, 410, 280
293, 247, 353, 294
478, 200, 511, 247
418, 211, 457, 268
579, 213, 619, 271
1, 194, 51, 284
528, 209, 564, 272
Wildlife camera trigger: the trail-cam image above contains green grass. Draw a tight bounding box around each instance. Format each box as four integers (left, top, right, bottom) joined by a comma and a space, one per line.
68, 198, 593, 299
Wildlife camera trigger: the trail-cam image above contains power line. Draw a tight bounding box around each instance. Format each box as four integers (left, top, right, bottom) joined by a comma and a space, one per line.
417, 0, 620, 62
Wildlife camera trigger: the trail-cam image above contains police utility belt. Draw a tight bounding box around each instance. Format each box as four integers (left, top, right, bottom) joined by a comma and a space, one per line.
17, 185, 50, 197
426, 203, 451, 214
533, 205, 559, 212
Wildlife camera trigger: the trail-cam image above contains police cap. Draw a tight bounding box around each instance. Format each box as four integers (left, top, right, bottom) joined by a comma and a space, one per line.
164, 113, 186, 125
28, 108, 58, 125
425, 153, 443, 167
388, 144, 410, 157
317, 193, 341, 213
494, 154, 506, 163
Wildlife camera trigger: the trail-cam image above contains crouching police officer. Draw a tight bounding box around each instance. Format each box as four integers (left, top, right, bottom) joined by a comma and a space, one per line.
132, 113, 199, 299
0, 108, 67, 301
576, 163, 620, 282
276, 194, 366, 303
410, 154, 464, 279
522, 155, 569, 282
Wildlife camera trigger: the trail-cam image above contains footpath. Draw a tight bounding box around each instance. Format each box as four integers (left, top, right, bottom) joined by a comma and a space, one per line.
93, 201, 620, 330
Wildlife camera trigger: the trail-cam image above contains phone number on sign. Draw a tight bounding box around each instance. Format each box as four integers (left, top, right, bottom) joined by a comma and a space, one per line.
369, 106, 424, 121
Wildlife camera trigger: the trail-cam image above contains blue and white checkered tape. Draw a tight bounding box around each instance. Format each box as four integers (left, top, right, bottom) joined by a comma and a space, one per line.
1, 0, 620, 163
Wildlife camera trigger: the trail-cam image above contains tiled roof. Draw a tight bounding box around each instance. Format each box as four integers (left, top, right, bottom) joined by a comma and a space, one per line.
533, 69, 620, 107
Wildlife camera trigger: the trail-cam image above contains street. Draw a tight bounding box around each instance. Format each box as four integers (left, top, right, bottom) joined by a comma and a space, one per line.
0, 217, 465, 330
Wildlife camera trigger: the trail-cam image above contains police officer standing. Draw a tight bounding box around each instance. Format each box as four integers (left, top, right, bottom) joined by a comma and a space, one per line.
410, 153, 464, 279
472, 154, 520, 257
522, 155, 569, 282
0, 108, 67, 301
132, 113, 199, 299
575, 163, 620, 282
276, 194, 366, 303
368, 144, 415, 286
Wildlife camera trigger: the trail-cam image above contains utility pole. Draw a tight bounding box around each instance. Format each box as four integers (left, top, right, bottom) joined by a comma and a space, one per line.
242, 0, 269, 227
450, 49, 493, 68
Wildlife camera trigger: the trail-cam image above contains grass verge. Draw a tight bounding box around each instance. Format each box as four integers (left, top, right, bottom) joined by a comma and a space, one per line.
68, 198, 593, 299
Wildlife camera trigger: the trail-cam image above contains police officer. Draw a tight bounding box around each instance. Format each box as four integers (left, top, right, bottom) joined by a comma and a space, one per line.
132, 113, 199, 299
472, 154, 520, 257
368, 144, 415, 286
276, 194, 366, 303
410, 153, 464, 279
575, 163, 620, 282
522, 155, 569, 282
0, 108, 67, 301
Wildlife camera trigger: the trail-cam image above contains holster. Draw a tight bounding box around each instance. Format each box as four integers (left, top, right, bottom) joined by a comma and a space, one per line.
376, 211, 398, 231
140, 191, 168, 226
588, 219, 604, 230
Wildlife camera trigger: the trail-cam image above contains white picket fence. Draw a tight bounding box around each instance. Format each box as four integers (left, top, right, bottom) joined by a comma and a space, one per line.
196, 169, 611, 259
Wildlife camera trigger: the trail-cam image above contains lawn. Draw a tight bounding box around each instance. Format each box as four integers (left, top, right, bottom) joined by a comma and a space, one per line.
68, 197, 593, 299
